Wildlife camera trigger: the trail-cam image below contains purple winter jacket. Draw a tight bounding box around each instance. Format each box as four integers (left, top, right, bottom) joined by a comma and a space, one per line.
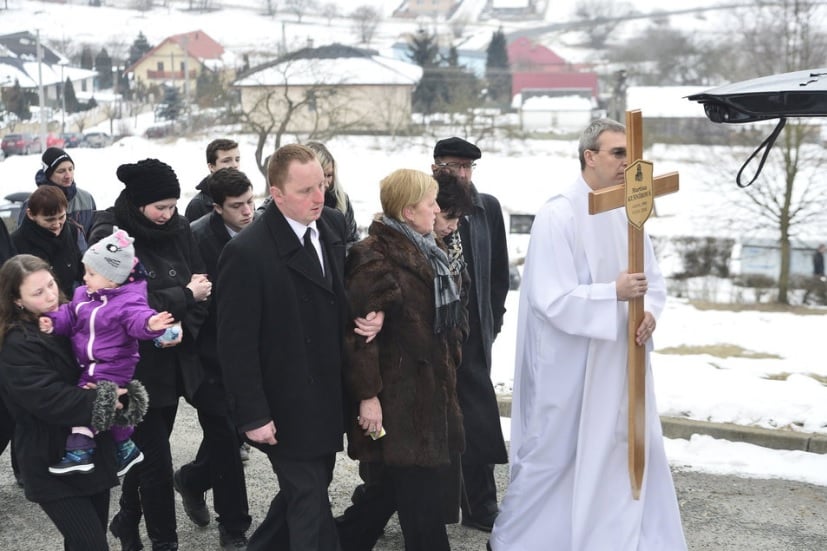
48, 280, 165, 387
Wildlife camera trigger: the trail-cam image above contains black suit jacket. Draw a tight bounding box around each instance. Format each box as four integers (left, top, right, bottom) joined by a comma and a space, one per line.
191, 211, 231, 376
216, 201, 348, 460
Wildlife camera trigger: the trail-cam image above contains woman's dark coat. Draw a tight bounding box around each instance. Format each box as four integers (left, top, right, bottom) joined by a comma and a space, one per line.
11, 215, 83, 298
343, 220, 466, 468
324, 189, 359, 244
89, 199, 209, 407
0, 322, 119, 503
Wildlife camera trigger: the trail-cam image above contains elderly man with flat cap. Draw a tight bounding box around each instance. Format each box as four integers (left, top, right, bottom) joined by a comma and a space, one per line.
431, 136, 509, 532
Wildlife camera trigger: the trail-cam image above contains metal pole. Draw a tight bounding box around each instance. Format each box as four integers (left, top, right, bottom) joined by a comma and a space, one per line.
36, 30, 47, 149
60, 63, 65, 133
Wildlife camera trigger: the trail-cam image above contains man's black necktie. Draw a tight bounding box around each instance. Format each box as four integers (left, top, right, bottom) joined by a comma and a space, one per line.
304, 227, 323, 276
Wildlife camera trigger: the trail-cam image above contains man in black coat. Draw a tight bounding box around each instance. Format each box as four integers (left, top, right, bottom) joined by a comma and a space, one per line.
432, 137, 510, 532
216, 144, 354, 550
179, 168, 256, 549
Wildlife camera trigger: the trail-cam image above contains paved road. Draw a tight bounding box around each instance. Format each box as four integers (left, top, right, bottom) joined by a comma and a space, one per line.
1, 402, 826, 550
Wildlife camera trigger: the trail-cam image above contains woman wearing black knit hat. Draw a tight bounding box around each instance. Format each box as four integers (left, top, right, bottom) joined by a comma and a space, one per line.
89, 158, 213, 551
17, 147, 98, 241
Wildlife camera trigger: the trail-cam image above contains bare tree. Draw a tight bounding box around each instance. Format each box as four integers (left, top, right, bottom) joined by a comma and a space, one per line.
231, 60, 367, 177
351, 5, 382, 45
131, 0, 153, 12
572, 0, 633, 49
321, 3, 338, 25
285, 0, 315, 22
262, 0, 277, 17
719, 0, 827, 303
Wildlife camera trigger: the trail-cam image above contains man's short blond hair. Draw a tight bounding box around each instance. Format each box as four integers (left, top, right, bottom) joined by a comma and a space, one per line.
268, 144, 317, 190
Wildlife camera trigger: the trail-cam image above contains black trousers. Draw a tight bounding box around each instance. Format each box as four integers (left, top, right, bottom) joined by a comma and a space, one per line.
0, 393, 12, 457
460, 460, 498, 521
248, 453, 340, 551
39, 489, 111, 551
117, 404, 178, 546
337, 463, 450, 551
177, 379, 251, 534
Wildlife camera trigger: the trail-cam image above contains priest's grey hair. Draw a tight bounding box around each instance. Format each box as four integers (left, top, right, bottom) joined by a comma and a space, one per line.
578, 118, 626, 170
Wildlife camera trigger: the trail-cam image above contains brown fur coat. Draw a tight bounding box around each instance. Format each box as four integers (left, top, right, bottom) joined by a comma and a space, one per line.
344, 219, 467, 467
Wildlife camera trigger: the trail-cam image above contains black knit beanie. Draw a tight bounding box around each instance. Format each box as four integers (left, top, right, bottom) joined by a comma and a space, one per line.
116, 158, 181, 207
42, 147, 73, 179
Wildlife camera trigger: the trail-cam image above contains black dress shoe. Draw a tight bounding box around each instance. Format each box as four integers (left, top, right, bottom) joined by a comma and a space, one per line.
173, 468, 210, 527
461, 511, 498, 532
109, 509, 145, 551
219, 524, 248, 550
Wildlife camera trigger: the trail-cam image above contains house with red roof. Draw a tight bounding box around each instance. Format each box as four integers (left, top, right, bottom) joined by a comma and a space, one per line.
508, 37, 600, 132
508, 37, 599, 99
125, 30, 233, 94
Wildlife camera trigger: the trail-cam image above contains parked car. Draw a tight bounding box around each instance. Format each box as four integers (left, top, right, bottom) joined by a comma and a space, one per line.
46, 133, 65, 149
509, 265, 521, 290
83, 131, 112, 148
0, 191, 29, 233
60, 131, 84, 148
144, 123, 175, 139
1, 133, 42, 156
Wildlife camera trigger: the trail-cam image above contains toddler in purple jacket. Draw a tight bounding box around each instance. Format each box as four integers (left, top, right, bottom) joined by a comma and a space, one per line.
41, 226, 175, 476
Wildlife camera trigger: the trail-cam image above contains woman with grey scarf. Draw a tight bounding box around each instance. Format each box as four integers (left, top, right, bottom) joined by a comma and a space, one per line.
337, 169, 469, 551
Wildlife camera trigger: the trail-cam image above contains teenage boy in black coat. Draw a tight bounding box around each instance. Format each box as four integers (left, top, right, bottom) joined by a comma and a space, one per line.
178, 168, 257, 548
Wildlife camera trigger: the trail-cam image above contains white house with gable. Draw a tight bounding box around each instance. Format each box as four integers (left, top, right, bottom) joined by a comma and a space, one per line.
234, 44, 422, 135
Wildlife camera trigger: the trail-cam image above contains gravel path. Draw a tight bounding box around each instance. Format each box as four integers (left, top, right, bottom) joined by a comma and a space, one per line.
1, 402, 826, 550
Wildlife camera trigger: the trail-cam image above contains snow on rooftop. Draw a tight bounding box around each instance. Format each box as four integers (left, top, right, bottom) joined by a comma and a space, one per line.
522, 94, 594, 111
236, 55, 422, 87
626, 86, 709, 118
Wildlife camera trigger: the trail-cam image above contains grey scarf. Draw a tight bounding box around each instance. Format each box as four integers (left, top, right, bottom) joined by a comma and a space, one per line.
381, 215, 462, 333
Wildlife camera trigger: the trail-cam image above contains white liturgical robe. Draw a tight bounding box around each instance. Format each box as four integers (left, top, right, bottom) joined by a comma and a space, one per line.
490, 176, 687, 551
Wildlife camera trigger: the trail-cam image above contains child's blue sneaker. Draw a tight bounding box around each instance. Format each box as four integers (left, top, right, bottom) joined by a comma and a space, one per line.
116, 439, 144, 477
49, 448, 95, 475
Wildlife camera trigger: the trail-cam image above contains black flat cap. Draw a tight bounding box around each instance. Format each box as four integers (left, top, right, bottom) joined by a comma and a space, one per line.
433, 137, 481, 160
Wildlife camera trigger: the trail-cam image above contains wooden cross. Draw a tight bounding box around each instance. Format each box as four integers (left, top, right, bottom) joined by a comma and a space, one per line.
588, 110, 679, 499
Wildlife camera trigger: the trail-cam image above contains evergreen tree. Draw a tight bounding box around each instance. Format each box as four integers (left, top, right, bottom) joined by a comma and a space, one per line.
407, 27, 439, 67
443, 45, 481, 111
2, 80, 31, 120
195, 70, 224, 108
80, 46, 94, 70
115, 71, 132, 101
159, 85, 183, 120
95, 48, 114, 89
64, 77, 80, 113
407, 28, 450, 114
128, 32, 152, 67
485, 28, 512, 105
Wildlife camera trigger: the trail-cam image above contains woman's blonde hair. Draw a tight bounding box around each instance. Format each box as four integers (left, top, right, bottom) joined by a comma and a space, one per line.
379, 169, 438, 222
305, 141, 349, 214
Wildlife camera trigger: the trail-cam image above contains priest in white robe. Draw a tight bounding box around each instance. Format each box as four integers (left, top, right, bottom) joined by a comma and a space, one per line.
489, 118, 686, 551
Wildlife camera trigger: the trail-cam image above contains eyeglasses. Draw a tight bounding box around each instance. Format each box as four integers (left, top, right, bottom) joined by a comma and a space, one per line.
436, 161, 477, 171
589, 148, 627, 159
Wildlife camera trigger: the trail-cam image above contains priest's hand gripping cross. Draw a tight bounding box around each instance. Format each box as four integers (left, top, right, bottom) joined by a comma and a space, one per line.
588, 110, 679, 500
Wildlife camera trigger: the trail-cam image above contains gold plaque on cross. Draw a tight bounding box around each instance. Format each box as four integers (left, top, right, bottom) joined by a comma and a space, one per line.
625, 160, 654, 230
